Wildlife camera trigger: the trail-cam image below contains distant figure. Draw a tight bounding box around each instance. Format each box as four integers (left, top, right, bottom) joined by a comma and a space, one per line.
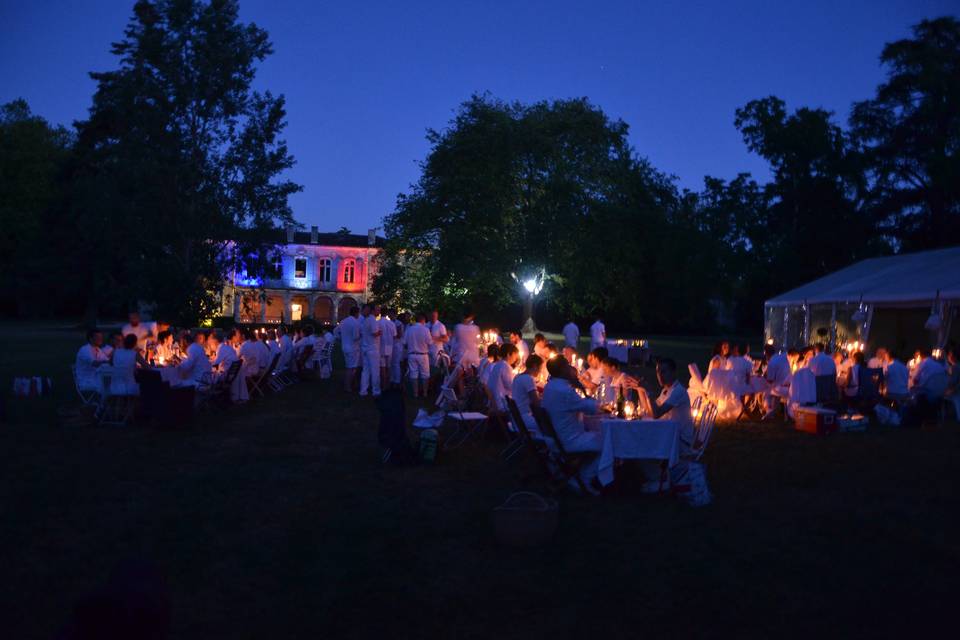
404, 313, 432, 398
562, 320, 580, 349
121, 311, 155, 346
427, 310, 448, 366
378, 306, 396, 386
590, 315, 606, 351
509, 330, 529, 364
808, 343, 837, 378
451, 310, 480, 368
337, 307, 361, 391
359, 304, 382, 397
708, 340, 730, 373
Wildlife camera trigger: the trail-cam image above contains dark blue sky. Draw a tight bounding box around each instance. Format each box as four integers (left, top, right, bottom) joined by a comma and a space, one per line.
2, 1, 955, 232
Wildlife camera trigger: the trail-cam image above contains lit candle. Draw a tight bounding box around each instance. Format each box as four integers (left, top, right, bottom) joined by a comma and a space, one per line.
624, 402, 635, 419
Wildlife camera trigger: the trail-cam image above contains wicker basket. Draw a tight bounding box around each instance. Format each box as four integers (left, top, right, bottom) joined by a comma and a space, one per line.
492, 492, 558, 547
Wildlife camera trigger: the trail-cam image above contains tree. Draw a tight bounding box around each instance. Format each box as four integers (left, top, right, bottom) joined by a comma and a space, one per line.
0, 99, 73, 316
374, 95, 713, 331
73, 0, 300, 324
850, 16, 960, 250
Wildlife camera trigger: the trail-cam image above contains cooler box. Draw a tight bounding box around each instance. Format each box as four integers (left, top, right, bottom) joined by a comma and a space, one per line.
794, 406, 837, 435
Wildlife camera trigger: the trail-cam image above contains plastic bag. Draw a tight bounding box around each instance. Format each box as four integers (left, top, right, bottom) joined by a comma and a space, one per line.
874, 404, 901, 427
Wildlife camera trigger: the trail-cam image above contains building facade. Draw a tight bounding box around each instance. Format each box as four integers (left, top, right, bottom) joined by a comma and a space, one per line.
223, 226, 383, 325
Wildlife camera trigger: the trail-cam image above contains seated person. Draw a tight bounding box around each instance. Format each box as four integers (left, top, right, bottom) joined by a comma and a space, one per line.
75, 329, 109, 393
561, 346, 578, 366
101, 331, 123, 359
509, 330, 529, 364
108, 334, 143, 396
912, 349, 948, 399
210, 330, 239, 376
478, 343, 500, 386
487, 344, 519, 413
808, 344, 838, 377
708, 340, 730, 373
238, 329, 264, 380
543, 342, 560, 361
579, 347, 609, 394
762, 345, 791, 417
868, 347, 889, 370
541, 356, 602, 495
155, 330, 178, 364
511, 354, 544, 437
178, 331, 212, 386
842, 351, 864, 405
633, 358, 694, 492
599, 357, 640, 405
533, 334, 549, 359
883, 351, 910, 402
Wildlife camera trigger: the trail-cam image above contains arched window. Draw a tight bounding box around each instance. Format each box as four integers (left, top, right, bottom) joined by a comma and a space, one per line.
343, 259, 356, 284
319, 258, 332, 283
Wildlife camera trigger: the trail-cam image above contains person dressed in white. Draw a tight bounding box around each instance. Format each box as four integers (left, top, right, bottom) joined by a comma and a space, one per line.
378, 307, 396, 386
390, 313, 407, 386
762, 345, 791, 417
509, 330, 529, 366
867, 347, 888, 370
277, 326, 294, 373
708, 341, 730, 373
912, 349, 948, 399
237, 329, 263, 382
254, 332, 272, 372
451, 310, 481, 369
101, 332, 123, 360
211, 330, 239, 374
488, 343, 519, 413
883, 352, 910, 401
541, 356, 602, 494
427, 310, 448, 367
478, 344, 500, 387
121, 312, 155, 346
336, 307, 361, 391
178, 331, 212, 386
808, 344, 838, 378
108, 333, 142, 396
511, 354, 544, 437
75, 329, 109, 393
359, 303, 382, 396
562, 321, 580, 349
405, 313, 432, 397
589, 316, 606, 351
642, 358, 694, 492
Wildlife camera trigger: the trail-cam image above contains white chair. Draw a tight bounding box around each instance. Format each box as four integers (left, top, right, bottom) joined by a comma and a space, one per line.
72, 365, 100, 407
687, 400, 718, 462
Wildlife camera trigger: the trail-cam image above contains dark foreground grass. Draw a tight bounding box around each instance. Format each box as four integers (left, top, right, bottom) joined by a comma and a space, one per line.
1, 325, 959, 639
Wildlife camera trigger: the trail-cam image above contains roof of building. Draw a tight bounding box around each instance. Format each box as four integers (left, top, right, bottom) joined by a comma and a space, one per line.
765, 246, 960, 306
231, 227, 386, 248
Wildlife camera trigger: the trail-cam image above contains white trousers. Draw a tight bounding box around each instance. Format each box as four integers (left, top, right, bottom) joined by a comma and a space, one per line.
390, 350, 403, 384
360, 348, 381, 395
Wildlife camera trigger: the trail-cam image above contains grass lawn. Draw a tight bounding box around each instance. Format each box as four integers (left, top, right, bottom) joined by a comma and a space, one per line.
1, 324, 958, 638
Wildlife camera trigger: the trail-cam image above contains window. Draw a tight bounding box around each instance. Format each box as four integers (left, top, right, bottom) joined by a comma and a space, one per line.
294, 257, 307, 279
343, 259, 355, 284
272, 255, 283, 278
319, 258, 332, 283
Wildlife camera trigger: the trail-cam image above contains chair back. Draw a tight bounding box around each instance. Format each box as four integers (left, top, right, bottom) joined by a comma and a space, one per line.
690, 401, 718, 461
688, 363, 703, 387
223, 359, 242, 385
815, 374, 839, 404
505, 396, 531, 440
534, 409, 572, 457
860, 367, 883, 402
295, 344, 314, 371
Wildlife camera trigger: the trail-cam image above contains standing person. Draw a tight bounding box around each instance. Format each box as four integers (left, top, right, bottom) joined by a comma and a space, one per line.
509, 330, 529, 364
404, 313, 432, 398
337, 306, 361, 392
452, 310, 481, 369
590, 314, 606, 351
427, 310, 448, 366
378, 306, 396, 388
562, 320, 580, 350
391, 313, 408, 386
359, 304, 382, 397
75, 329, 109, 393
121, 311, 153, 345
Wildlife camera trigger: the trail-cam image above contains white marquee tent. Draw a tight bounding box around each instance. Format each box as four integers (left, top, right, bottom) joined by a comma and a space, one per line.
764, 246, 960, 354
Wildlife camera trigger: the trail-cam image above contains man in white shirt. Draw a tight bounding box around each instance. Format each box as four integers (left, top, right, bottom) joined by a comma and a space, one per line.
644, 358, 694, 492
488, 343, 519, 412
75, 329, 109, 393
211, 330, 239, 374
378, 306, 396, 387
337, 307, 361, 391
359, 303, 382, 396
451, 310, 480, 369
277, 326, 294, 373
427, 310, 448, 366
511, 354, 544, 436
238, 329, 263, 382
121, 312, 155, 346
912, 350, 947, 398
883, 352, 910, 400
590, 316, 606, 351
868, 347, 888, 370
178, 331, 212, 386
541, 356, 602, 494
562, 321, 580, 349
763, 345, 791, 417
808, 344, 837, 378
509, 330, 529, 364
405, 313, 432, 397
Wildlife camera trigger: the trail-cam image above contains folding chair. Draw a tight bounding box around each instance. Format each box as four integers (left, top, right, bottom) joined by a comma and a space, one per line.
249, 353, 281, 398
72, 364, 100, 407
686, 400, 718, 462
294, 345, 314, 381
534, 408, 591, 494
96, 368, 136, 427
198, 360, 241, 411
505, 397, 548, 472
438, 386, 488, 449
815, 374, 841, 408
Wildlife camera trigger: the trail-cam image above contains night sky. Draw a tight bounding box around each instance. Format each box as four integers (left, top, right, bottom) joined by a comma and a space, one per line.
2, 0, 955, 233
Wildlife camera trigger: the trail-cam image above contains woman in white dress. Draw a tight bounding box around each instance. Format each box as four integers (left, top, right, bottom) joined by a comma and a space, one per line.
109, 334, 142, 396
708, 340, 731, 373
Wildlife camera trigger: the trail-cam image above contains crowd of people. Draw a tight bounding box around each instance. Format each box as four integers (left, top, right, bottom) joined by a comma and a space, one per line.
705, 338, 959, 425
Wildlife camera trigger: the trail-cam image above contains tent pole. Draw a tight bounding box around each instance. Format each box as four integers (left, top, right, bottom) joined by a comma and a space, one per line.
803, 301, 810, 345
829, 303, 837, 351
863, 304, 875, 344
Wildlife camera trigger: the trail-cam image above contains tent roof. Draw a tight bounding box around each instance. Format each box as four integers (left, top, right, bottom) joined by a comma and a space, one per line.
765, 246, 960, 306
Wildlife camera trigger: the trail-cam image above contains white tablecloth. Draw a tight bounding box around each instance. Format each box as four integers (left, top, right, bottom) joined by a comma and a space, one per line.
586, 417, 680, 486
156, 367, 182, 385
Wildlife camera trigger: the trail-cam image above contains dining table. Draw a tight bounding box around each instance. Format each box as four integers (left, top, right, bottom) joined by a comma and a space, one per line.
584, 414, 680, 486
